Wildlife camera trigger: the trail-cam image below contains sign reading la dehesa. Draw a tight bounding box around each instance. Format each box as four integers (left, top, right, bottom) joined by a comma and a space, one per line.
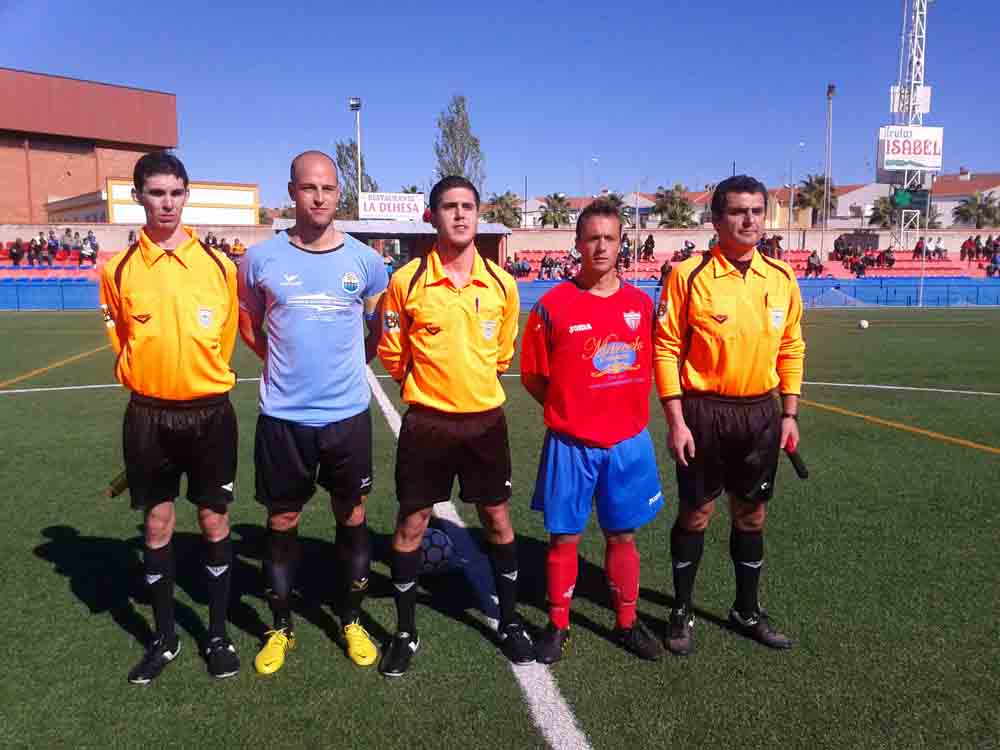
359, 192, 425, 221
878, 125, 944, 172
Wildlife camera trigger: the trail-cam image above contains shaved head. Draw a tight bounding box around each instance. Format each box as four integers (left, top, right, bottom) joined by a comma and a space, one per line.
290, 150, 338, 184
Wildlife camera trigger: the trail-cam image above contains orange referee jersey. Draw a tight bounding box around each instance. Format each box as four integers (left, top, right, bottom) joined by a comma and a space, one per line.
99, 227, 238, 400
378, 246, 519, 413
653, 247, 805, 399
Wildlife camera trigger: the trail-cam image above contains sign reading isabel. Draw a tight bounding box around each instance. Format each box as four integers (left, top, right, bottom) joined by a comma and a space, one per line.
878, 125, 944, 172
359, 192, 425, 221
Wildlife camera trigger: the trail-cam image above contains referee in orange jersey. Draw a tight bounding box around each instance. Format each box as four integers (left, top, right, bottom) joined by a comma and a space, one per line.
377, 176, 532, 677
100, 152, 240, 684
653, 175, 805, 655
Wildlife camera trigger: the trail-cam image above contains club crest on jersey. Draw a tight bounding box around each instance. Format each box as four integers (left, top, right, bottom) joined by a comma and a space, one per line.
623, 310, 641, 331
198, 307, 213, 328
481, 319, 498, 340
657, 300, 669, 321
384, 310, 400, 332
341, 271, 361, 294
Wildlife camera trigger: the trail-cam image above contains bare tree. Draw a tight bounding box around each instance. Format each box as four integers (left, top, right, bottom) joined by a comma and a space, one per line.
433, 95, 485, 190
334, 139, 378, 219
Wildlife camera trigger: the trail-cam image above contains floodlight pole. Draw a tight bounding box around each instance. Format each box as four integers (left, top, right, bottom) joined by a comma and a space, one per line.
349, 97, 363, 211
822, 85, 835, 257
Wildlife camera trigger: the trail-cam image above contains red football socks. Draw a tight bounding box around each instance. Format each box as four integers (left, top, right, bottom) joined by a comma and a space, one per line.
605, 538, 640, 630
546, 540, 579, 630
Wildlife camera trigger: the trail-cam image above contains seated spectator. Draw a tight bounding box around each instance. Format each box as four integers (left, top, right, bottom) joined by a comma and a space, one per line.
932, 237, 946, 260
86, 230, 100, 252
912, 236, 925, 259
127, 229, 138, 246
974, 235, 984, 260
220, 239, 232, 257
230, 238, 246, 258
504, 257, 515, 276
38, 238, 53, 267
805, 250, 824, 278
851, 258, 866, 278
79, 237, 98, 267
642, 233, 655, 260
383, 249, 395, 276
28, 237, 41, 265
10, 238, 25, 266
883, 248, 896, 269
47, 230, 59, 253
61, 228, 73, 250
771, 234, 783, 259
71, 232, 83, 250
987, 250, 1000, 278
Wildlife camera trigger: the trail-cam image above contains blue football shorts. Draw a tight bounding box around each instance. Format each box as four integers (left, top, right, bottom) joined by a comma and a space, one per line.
531, 428, 664, 535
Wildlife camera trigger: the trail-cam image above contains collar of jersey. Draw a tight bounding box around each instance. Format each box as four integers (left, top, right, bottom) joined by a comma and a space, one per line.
424, 245, 490, 288
138, 226, 200, 268
710, 245, 769, 279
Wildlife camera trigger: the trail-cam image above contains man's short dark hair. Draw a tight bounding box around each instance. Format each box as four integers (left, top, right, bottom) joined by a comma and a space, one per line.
133, 151, 189, 193
575, 200, 623, 238
429, 176, 480, 212
710, 175, 768, 220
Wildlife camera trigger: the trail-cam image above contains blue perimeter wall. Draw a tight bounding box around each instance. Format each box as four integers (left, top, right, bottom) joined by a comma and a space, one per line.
1, 278, 999, 311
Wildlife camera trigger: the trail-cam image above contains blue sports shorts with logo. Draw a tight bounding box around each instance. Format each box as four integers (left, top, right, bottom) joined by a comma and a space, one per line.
531, 428, 664, 535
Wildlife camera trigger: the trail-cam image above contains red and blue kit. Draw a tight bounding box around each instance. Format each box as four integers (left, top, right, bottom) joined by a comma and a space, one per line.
521, 280, 654, 447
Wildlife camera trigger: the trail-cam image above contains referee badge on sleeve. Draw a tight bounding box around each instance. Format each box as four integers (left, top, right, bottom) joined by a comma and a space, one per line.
770, 308, 784, 329
198, 307, 214, 329
657, 299, 669, 321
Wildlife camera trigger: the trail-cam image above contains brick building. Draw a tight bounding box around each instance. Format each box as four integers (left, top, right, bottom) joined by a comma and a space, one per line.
0, 67, 177, 223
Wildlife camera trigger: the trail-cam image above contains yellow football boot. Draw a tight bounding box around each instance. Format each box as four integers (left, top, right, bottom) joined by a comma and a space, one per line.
343, 621, 378, 667
254, 628, 295, 675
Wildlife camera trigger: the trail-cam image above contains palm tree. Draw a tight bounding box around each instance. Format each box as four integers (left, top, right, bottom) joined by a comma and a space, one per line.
952, 191, 998, 229
482, 191, 522, 229
653, 184, 695, 228
599, 192, 633, 227
795, 174, 835, 226
401, 185, 420, 194
867, 196, 896, 228
539, 193, 571, 228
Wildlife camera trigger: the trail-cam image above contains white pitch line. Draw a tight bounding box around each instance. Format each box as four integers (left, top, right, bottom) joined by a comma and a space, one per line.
803, 381, 1000, 397
2, 375, 996, 399
364, 366, 592, 750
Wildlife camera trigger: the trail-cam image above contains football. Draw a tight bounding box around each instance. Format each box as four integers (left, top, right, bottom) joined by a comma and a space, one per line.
858, 319, 870, 329
420, 527, 456, 574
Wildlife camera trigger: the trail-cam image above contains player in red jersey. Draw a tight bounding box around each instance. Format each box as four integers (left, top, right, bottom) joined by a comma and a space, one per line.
521, 201, 665, 663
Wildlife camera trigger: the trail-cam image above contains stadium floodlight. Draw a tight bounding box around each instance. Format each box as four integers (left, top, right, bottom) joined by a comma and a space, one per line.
348, 97, 362, 207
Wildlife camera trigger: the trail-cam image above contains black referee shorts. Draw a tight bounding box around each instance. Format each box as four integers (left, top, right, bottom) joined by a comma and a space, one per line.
123, 393, 238, 511
254, 409, 373, 513
396, 405, 512, 510
676, 392, 781, 507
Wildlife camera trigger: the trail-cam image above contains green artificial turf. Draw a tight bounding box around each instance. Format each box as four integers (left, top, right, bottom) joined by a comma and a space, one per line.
0, 308, 997, 750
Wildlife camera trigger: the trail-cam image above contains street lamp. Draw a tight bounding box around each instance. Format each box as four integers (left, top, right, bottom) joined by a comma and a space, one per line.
348, 97, 362, 209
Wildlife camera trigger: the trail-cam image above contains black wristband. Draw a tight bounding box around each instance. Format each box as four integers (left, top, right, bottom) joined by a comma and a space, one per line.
781, 413, 798, 421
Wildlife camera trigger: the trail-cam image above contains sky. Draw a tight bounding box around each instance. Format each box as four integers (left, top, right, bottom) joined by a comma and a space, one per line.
2, 0, 997, 208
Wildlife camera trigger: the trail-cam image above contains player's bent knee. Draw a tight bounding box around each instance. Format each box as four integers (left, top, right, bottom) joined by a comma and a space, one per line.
731, 498, 767, 532
678, 501, 714, 533
197, 506, 230, 541
268, 510, 302, 532
332, 495, 366, 526
477, 502, 514, 544
144, 501, 176, 545
604, 529, 636, 544
394, 506, 433, 551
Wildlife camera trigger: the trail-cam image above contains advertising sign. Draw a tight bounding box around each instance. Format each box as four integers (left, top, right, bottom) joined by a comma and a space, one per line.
877, 125, 944, 173
359, 192, 425, 221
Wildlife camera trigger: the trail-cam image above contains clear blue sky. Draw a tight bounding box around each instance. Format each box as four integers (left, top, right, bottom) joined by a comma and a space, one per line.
3, 0, 997, 207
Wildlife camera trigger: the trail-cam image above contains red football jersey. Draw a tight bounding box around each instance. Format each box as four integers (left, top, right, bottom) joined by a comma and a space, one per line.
521, 280, 654, 447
